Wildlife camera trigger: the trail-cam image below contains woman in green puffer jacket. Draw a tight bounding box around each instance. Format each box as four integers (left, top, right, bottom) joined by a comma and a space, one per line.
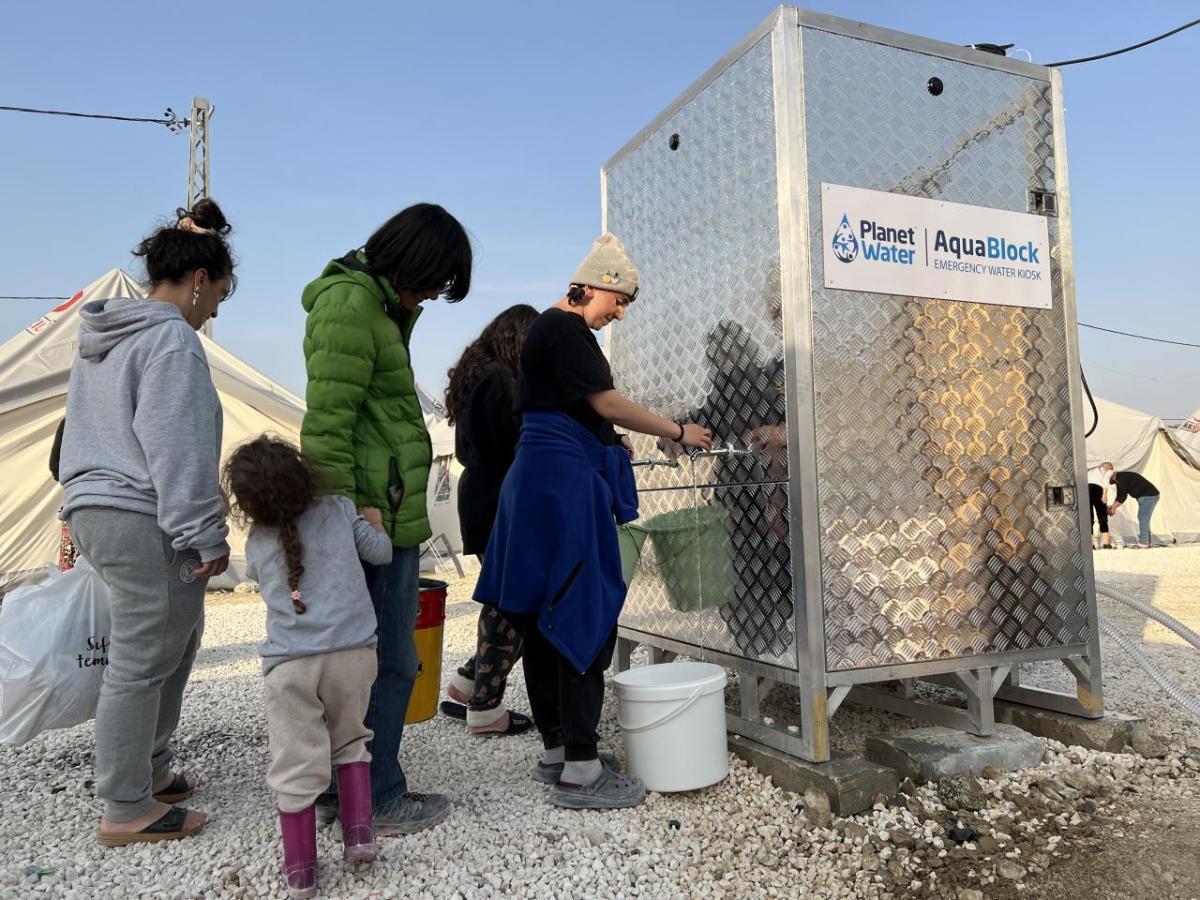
300, 203, 472, 835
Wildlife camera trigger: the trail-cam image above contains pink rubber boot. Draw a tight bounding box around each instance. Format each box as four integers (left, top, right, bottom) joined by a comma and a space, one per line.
279, 805, 318, 898
336, 762, 378, 863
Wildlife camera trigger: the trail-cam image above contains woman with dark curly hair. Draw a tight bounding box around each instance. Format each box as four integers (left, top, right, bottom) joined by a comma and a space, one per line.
440, 305, 538, 736
224, 436, 393, 899
58, 200, 234, 846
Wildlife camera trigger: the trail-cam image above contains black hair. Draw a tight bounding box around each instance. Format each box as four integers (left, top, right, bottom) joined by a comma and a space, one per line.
132, 199, 237, 296
364, 203, 473, 302
444, 304, 539, 425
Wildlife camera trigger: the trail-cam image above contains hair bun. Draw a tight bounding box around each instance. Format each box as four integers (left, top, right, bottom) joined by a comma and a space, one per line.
177, 198, 231, 235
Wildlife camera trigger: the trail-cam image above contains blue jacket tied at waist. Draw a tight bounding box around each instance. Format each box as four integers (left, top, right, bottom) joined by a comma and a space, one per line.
474, 411, 638, 672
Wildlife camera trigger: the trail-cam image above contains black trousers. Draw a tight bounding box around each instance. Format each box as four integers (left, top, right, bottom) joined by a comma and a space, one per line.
1089, 484, 1109, 534
509, 612, 616, 761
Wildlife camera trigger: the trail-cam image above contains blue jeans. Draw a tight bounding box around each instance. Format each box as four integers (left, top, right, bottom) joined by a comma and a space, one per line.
362, 545, 421, 807
1136, 494, 1160, 546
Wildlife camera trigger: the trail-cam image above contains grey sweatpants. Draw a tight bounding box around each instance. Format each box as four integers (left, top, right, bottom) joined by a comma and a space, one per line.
264, 647, 376, 812
68, 509, 206, 823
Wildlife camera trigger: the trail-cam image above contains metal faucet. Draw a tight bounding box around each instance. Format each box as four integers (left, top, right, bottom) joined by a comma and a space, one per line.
688, 439, 755, 460
632, 457, 681, 469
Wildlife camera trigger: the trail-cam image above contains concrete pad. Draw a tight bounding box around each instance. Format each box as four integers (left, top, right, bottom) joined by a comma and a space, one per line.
728, 734, 898, 816
864, 725, 1043, 783
994, 701, 1142, 753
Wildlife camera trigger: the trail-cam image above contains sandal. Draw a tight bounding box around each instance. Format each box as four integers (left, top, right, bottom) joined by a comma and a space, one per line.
153, 772, 196, 803
97, 806, 206, 847
439, 701, 467, 721
470, 711, 535, 737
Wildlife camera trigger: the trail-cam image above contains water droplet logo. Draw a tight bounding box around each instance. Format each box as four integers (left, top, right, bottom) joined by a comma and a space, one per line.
831, 214, 858, 263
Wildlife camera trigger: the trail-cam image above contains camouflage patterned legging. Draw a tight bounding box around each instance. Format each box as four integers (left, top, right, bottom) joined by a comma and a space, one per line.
457, 605, 523, 713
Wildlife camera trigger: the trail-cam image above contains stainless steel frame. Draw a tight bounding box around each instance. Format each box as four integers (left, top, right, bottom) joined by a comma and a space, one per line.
605, 7, 1103, 763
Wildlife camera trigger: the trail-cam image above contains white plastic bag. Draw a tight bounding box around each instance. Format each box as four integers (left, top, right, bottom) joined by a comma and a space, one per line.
0, 558, 112, 745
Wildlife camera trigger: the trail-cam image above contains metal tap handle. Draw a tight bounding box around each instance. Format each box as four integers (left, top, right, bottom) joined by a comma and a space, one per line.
688, 441, 755, 459
631, 457, 681, 469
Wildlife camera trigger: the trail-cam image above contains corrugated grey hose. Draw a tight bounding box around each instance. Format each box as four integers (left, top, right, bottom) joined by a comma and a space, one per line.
1095, 581, 1200, 722
1095, 583, 1200, 652
1098, 617, 1200, 721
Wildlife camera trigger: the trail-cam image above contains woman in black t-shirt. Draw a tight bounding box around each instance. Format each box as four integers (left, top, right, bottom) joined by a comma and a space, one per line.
441, 305, 539, 736
474, 234, 711, 811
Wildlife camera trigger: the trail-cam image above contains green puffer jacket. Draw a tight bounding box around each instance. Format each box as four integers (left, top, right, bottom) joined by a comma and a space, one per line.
300, 251, 432, 548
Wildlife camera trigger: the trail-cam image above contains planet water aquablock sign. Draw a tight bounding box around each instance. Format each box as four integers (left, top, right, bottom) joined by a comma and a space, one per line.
821, 183, 1053, 309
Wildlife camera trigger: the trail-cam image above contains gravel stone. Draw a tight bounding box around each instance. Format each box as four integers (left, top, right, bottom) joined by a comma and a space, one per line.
997, 859, 1028, 881
938, 776, 988, 812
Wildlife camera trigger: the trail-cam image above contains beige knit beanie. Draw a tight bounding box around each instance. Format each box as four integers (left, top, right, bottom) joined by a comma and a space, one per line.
571, 233, 639, 298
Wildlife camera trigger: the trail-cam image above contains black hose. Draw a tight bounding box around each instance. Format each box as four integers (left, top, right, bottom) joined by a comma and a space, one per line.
1081, 365, 1099, 438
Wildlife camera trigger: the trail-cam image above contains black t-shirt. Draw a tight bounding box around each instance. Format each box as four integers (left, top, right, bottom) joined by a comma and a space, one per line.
519, 308, 616, 444
1113, 471, 1159, 503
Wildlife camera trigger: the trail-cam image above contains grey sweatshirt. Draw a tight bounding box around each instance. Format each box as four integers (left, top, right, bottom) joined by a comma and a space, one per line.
246, 495, 393, 675
60, 299, 230, 562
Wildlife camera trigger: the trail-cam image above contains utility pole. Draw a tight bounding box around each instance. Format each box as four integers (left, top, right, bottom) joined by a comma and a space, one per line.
187, 97, 215, 336
187, 97, 211, 209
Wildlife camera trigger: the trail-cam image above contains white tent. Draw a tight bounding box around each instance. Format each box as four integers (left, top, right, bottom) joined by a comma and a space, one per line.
415, 383, 465, 558
1170, 408, 1200, 469
0, 268, 463, 591
1084, 395, 1200, 544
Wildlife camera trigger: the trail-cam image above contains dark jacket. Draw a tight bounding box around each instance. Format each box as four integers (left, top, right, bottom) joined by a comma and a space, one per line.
474, 411, 638, 673
1113, 471, 1159, 503
455, 365, 521, 556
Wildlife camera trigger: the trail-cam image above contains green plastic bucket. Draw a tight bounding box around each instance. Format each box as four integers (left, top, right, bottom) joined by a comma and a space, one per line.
642, 505, 732, 612
617, 523, 650, 587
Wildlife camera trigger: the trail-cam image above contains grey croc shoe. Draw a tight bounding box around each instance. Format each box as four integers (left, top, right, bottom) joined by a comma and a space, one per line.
531, 752, 620, 786
548, 765, 646, 810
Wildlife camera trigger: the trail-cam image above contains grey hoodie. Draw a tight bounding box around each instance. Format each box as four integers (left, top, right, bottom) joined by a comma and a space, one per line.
59, 298, 229, 562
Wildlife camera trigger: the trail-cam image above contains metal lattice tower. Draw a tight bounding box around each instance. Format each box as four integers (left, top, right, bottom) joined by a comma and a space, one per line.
187, 97, 214, 335
187, 97, 212, 209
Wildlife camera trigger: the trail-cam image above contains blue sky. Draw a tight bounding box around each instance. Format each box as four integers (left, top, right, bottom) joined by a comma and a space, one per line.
2, 2, 1197, 421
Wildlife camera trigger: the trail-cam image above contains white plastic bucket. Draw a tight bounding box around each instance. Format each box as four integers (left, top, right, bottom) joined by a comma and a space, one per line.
613, 662, 728, 792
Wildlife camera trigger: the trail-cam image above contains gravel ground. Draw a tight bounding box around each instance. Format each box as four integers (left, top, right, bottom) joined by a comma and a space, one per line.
1, 548, 1198, 899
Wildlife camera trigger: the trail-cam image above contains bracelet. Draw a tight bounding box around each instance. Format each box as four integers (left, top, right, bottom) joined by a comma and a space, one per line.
676, 421, 686, 442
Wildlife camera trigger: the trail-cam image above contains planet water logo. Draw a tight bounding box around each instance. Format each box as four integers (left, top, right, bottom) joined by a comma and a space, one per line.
833, 215, 917, 266
831, 214, 859, 263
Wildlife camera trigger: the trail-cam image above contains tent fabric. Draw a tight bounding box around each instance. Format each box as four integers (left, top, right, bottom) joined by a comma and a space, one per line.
0, 269, 463, 591
1170, 408, 1200, 468
1084, 396, 1200, 545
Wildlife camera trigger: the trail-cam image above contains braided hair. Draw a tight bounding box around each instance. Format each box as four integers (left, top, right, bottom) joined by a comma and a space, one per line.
223, 436, 321, 614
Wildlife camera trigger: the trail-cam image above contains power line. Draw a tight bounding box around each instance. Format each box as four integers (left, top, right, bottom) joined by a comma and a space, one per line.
1079, 321, 1200, 350
0, 105, 188, 133
1087, 364, 1200, 389
0, 295, 69, 301
1045, 17, 1200, 66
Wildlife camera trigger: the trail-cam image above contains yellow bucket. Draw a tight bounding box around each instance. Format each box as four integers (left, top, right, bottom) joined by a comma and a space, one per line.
405, 578, 447, 724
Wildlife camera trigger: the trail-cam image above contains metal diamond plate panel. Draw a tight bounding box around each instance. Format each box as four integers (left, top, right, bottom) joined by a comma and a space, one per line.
607, 35, 788, 490
800, 27, 1090, 670
619, 482, 795, 669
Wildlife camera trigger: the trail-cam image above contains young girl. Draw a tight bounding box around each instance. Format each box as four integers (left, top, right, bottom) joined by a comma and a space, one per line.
224, 436, 393, 899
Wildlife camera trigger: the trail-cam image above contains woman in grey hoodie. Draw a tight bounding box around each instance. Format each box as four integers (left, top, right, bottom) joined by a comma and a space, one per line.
57, 200, 235, 845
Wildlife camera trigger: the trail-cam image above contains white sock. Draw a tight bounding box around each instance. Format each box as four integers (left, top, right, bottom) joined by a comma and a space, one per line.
561, 759, 603, 786
541, 746, 565, 766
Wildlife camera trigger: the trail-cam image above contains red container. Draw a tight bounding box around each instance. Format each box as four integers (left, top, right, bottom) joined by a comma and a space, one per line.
406, 578, 448, 723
